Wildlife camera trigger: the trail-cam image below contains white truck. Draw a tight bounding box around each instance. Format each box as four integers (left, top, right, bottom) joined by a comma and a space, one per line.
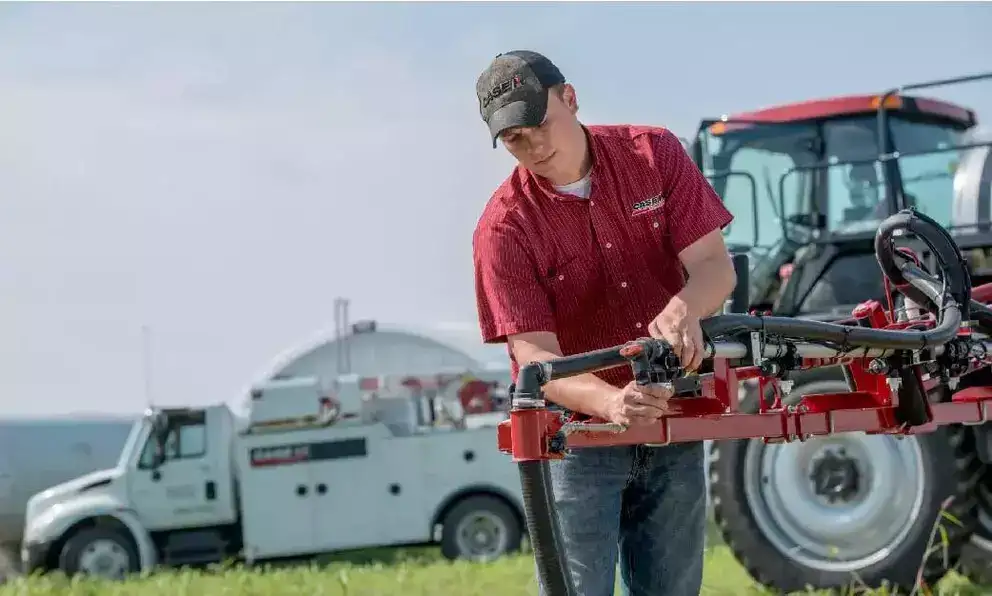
20, 372, 525, 579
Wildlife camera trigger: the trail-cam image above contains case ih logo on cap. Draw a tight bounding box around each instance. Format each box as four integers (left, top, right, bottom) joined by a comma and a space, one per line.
482, 75, 523, 109
632, 194, 665, 215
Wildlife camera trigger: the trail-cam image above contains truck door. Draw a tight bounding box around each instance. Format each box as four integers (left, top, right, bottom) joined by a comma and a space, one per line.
128, 409, 237, 531
310, 435, 386, 551
238, 450, 317, 560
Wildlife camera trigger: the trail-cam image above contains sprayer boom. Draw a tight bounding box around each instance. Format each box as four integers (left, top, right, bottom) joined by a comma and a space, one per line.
499, 207, 992, 596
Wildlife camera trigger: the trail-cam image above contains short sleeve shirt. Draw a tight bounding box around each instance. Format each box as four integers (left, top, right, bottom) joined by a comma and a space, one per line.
473, 124, 733, 388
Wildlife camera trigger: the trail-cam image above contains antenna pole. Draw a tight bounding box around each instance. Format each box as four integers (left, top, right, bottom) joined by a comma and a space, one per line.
141, 324, 154, 408
343, 298, 351, 374
334, 298, 343, 375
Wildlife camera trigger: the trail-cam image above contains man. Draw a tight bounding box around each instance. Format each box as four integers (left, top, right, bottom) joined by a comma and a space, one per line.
472, 50, 737, 596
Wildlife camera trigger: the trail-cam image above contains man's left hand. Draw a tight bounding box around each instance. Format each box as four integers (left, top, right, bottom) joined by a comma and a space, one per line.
648, 296, 704, 372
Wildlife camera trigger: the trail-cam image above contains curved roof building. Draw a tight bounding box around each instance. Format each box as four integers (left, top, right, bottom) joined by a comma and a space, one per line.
245, 320, 509, 392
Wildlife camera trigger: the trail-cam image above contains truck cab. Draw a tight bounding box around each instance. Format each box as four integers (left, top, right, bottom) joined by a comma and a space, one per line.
21, 405, 238, 578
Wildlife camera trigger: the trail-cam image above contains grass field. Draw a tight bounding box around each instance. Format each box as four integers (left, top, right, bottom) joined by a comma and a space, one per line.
0, 542, 984, 596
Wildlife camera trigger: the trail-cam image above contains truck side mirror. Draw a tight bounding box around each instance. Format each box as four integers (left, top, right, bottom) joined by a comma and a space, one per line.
152, 443, 166, 468
150, 415, 170, 469
151, 411, 169, 435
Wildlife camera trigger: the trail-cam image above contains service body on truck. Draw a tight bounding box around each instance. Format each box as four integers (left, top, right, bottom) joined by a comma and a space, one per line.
21, 373, 524, 579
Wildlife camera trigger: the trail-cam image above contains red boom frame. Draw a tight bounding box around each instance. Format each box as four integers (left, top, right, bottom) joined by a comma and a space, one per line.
497, 292, 992, 463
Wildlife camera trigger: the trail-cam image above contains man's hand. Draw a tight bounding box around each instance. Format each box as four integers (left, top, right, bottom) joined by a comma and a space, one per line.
648, 295, 705, 372
602, 380, 678, 426
648, 228, 737, 372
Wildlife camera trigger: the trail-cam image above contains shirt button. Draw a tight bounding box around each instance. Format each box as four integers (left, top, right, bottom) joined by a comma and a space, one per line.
605, 242, 612, 249
653, 222, 659, 228
635, 322, 642, 329
590, 201, 595, 206
621, 282, 628, 288
558, 275, 565, 281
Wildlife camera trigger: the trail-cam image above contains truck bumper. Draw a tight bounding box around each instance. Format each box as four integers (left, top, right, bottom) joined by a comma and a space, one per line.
20, 540, 50, 574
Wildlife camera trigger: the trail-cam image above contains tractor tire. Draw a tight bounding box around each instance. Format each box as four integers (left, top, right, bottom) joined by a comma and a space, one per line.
709, 407, 982, 593
959, 467, 992, 585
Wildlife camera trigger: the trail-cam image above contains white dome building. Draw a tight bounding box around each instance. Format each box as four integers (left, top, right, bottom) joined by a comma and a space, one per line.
245, 319, 510, 392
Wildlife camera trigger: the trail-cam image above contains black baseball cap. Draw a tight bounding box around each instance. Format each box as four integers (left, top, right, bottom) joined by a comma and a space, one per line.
476, 50, 566, 148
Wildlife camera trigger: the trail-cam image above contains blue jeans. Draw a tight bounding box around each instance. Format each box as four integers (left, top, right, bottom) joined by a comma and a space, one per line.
537, 442, 707, 596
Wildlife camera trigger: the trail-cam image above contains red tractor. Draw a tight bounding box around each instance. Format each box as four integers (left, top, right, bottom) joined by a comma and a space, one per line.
688, 71, 992, 592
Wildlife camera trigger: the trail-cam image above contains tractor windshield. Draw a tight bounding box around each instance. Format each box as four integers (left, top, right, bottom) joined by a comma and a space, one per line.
695, 115, 968, 309
819, 116, 966, 233
694, 122, 822, 308
697, 116, 967, 246
696, 122, 820, 257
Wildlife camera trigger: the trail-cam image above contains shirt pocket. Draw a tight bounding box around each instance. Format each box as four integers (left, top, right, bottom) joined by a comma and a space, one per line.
543, 255, 603, 319
625, 207, 672, 259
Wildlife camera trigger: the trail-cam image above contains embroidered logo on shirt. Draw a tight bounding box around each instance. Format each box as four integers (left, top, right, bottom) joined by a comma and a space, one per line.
632, 194, 665, 216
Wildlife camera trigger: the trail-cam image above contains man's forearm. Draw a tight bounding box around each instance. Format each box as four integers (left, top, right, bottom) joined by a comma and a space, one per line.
517, 346, 617, 419
676, 255, 737, 318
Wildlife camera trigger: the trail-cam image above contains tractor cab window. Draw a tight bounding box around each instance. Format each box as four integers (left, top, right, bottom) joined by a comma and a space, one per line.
890, 119, 965, 228
821, 119, 888, 235
822, 116, 966, 234
697, 123, 821, 257
137, 410, 207, 468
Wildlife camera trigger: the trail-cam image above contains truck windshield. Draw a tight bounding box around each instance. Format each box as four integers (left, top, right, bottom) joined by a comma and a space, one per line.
116, 416, 149, 469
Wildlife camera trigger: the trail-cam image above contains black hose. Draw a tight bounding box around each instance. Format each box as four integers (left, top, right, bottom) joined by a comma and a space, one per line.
541, 459, 573, 591
518, 460, 576, 596
701, 209, 968, 350
700, 304, 961, 350
875, 208, 971, 319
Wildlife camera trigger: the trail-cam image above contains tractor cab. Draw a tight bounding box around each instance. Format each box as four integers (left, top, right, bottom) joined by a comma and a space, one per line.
691, 72, 992, 318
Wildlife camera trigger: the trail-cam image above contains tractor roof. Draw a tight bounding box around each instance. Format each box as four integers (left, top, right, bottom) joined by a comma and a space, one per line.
707, 94, 977, 135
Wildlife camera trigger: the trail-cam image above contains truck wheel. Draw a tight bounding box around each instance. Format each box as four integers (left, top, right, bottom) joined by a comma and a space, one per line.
709, 423, 981, 593
58, 526, 139, 580
440, 495, 522, 561
959, 466, 992, 584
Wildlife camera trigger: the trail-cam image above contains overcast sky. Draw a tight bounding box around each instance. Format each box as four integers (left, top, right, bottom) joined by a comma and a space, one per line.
1, 2, 990, 417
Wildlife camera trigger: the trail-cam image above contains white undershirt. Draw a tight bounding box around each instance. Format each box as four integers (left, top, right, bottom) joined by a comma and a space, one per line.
554, 171, 592, 199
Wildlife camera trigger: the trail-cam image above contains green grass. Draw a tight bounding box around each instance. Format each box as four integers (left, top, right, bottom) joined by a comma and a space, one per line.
0, 543, 984, 596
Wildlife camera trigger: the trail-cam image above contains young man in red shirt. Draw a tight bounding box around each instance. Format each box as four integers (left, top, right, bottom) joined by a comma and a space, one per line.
473, 50, 738, 595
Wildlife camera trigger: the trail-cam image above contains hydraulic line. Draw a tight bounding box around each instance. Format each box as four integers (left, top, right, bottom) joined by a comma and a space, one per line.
701, 210, 969, 349
518, 460, 576, 596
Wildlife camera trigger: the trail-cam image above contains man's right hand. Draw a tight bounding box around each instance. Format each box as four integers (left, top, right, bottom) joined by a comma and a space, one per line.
601, 381, 678, 427
507, 331, 681, 425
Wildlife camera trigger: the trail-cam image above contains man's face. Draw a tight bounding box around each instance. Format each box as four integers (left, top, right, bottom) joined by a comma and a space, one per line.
498, 85, 581, 179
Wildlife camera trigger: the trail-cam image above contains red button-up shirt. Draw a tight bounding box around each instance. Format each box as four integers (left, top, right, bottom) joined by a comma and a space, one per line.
473, 124, 733, 388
